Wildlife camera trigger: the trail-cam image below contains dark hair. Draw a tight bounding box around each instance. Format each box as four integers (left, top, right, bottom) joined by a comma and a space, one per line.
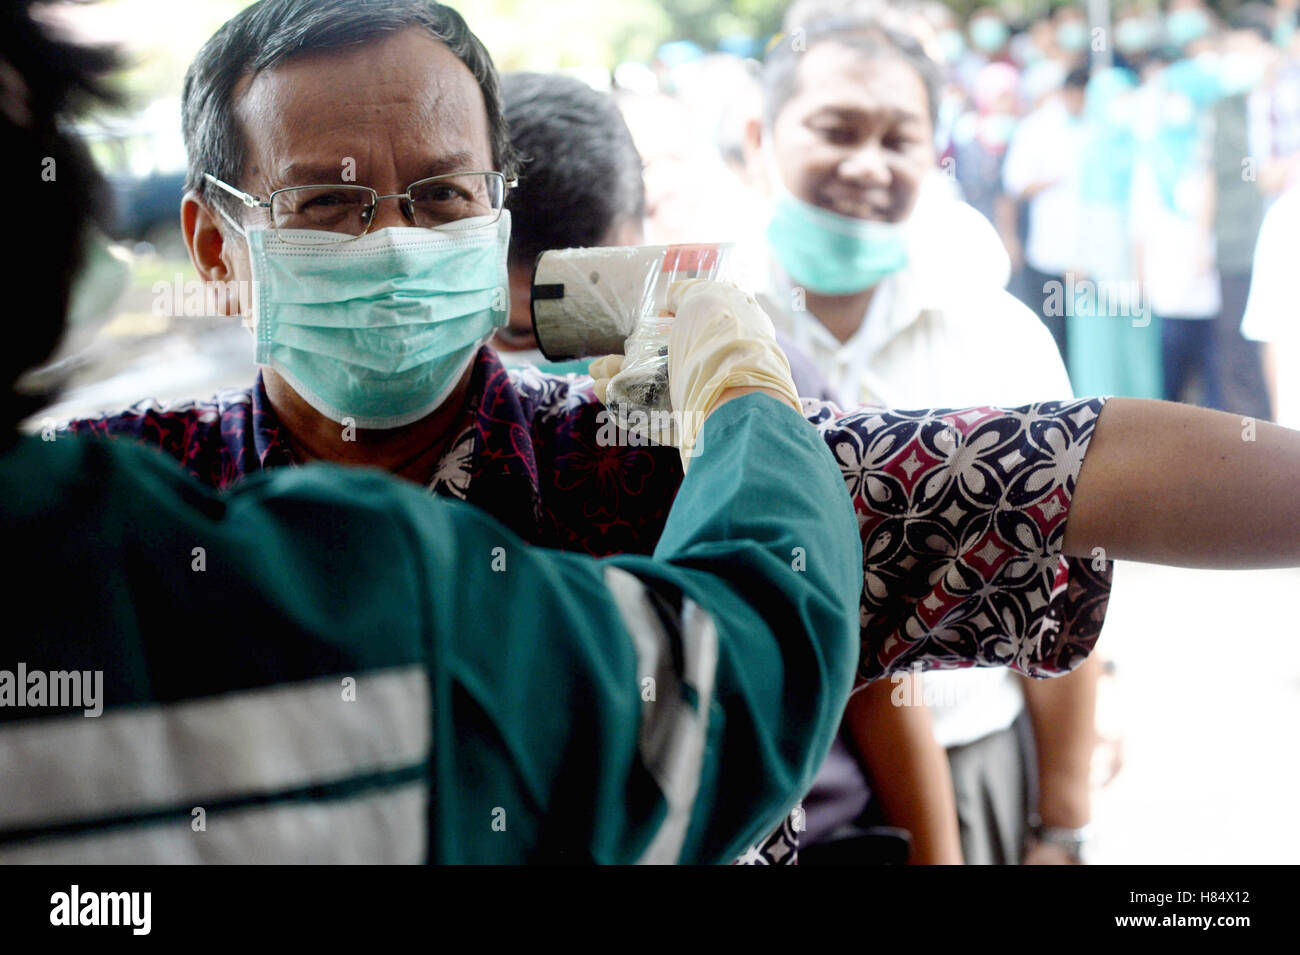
182, 0, 518, 216
2, 0, 118, 431
1065, 66, 1091, 89
761, 16, 942, 131
1229, 2, 1276, 41
501, 72, 644, 266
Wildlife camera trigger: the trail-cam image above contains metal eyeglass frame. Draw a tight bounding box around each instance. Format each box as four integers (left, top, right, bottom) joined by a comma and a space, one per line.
202, 170, 517, 240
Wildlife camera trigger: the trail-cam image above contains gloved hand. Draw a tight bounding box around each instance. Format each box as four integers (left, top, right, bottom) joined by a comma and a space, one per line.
665, 279, 801, 467
590, 280, 801, 469
589, 353, 625, 406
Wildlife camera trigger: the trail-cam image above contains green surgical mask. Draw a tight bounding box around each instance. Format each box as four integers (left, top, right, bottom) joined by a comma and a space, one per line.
230, 213, 509, 429
938, 29, 967, 63
1276, 12, 1297, 47
1165, 9, 1210, 49
767, 187, 909, 295
980, 113, 1018, 147
1115, 17, 1156, 54
970, 17, 1010, 53
1056, 21, 1089, 53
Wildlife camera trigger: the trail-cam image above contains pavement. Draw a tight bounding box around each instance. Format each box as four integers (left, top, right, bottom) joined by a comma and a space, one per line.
1089, 560, 1300, 864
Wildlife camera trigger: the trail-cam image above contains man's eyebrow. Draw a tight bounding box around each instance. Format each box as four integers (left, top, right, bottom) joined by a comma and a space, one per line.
419, 151, 483, 178
809, 105, 925, 125
274, 162, 356, 185
273, 151, 487, 187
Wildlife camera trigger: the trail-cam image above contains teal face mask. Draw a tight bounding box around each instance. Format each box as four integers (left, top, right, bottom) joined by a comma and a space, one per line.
1115, 17, 1156, 54
970, 17, 1009, 53
980, 113, 1018, 148
238, 213, 509, 429
1056, 21, 1089, 53
767, 189, 909, 295
1165, 9, 1210, 49
1276, 12, 1297, 47
937, 28, 966, 63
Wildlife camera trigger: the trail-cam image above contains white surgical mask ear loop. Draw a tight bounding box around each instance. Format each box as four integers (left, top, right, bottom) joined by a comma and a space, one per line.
208, 200, 258, 335
211, 199, 250, 240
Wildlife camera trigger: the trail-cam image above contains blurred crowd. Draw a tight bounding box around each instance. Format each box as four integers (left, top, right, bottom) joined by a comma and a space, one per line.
610, 0, 1300, 422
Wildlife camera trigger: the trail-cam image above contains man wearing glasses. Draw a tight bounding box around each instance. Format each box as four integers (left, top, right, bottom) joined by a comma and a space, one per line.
199, 165, 513, 434
65, 0, 1115, 863
169, 5, 520, 488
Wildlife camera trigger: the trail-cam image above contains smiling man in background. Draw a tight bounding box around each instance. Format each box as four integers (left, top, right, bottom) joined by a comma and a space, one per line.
746, 11, 1101, 866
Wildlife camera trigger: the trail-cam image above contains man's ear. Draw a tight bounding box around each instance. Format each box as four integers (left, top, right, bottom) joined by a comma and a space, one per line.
181, 190, 243, 316
742, 116, 770, 198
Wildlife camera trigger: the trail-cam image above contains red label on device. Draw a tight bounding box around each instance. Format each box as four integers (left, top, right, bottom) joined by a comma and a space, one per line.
661, 244, 721, 274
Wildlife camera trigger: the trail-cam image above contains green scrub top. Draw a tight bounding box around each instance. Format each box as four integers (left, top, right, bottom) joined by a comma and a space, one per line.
0, 394, 858, 864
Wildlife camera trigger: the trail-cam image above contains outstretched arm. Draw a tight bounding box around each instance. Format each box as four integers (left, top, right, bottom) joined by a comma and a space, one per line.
1063, 398, 1300, 568
813, 393, 1300, 684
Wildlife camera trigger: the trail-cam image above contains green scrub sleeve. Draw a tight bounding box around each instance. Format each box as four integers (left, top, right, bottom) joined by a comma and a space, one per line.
398, 393, 860, 863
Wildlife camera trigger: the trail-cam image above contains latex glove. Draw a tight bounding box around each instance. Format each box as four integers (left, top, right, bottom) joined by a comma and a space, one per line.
588, 353, 625, 405
666, 279, 801, 467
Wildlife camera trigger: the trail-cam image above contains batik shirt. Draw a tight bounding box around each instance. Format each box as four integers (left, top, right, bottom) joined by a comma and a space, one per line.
62, 346, 1113, 863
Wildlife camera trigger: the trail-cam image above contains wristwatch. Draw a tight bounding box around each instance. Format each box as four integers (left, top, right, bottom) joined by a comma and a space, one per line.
1028, 817, 1092, 863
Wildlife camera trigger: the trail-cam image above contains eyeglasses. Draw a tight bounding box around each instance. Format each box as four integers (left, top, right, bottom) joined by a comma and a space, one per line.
202, 170, 516, 245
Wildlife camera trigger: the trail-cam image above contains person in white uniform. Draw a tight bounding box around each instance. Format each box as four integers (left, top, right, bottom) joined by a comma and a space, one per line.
1242, 184, 1300, 429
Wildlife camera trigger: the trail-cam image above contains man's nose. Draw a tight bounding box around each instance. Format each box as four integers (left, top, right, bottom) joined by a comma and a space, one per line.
366, 195, 413, 231
837, 141, 891, 187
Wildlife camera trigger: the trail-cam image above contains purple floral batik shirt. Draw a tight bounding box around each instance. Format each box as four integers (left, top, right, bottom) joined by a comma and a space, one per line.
63, 346, 1113, 864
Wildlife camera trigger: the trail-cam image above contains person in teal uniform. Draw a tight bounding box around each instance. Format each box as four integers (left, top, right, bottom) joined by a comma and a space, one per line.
1069, 65, 1165, 399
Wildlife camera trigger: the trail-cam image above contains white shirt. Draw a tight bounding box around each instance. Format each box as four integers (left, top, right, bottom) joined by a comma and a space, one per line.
761, 195, 1075, 747
1002, 98, 1088, 276
1242, 185, 1300, 428
920, 172, 1012, 289
1130, 158, 1221, 318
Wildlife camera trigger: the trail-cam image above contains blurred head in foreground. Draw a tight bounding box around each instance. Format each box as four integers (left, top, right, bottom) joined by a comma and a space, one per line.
2, 0, 116, 432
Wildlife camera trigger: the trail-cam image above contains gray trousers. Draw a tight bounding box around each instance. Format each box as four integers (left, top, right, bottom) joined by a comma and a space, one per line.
945, 714, 1035, 865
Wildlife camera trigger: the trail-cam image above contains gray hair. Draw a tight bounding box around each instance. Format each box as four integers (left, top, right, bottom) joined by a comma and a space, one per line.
182, 0, 518, 213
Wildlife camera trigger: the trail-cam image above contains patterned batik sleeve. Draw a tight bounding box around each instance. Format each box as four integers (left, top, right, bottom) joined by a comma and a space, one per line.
803, 397, 1113, 686
56, 394, 249, 490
